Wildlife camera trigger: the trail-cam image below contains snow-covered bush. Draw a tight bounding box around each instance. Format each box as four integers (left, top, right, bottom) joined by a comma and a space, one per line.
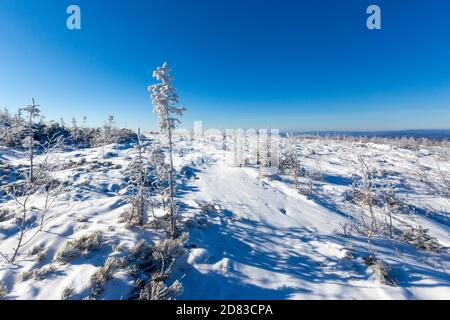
434, 158, 450, 197
55, 231, 104, 264
126, 240, 155, 273
138, 278, 183, 300
363, 254, 396, 286
61, 287, 75, 300
0, 208, 13, 223
27, 244, 46, 262
126, 232, 187, 300
136, 233, 187, 300
120, 137, 152, 227
345, 155, 380, 237
184, 211, 209, 230
0, 108, 25, 147
90, 256, 127, 299
0, 281, 7, 299
0, 161, 22, 190
279, 147, 302, 189
402, 226, 443, 252
153, 232, 188, 264
19, 264, 56, 282
91, 127, 137, 147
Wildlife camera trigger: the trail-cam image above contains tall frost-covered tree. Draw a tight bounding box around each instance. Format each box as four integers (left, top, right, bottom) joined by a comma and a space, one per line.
148, 62, 186, 238
21, 98, 41, 184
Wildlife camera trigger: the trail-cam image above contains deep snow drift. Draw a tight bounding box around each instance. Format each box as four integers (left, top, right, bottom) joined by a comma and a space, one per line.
0, 134, 449, 300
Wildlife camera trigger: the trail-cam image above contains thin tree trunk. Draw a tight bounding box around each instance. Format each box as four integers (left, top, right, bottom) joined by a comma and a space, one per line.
29, 112, 34, 184
137, 128, 145, 226
11, 198, 28, 263
167, 123, 176, 238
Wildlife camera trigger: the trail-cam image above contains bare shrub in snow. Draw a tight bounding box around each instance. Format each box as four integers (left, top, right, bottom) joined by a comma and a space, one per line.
363, 254, 396, 286
126, 240, 155, 274
414, 156, 437, 196
0, 135, 64, 263
137, 247, 184, 300
0, 107, 22, 147
153, 232, 188, 265
301, 164, 323, 197
149, 62, 186, 238
27, 244, 46, 262
90, 256, 127, 299
139, 279, 183, 300
126, 233, 188, 300
0, 281, 7, 299
61, 287, 75, 300
0, 208, 13, 222
55, 231, 103, 264
378, 180, 403, 239
19, 270, 33, 282
19, 264, 55, 282
279, 146, 301, 189
89, 116, 137, 147
0, 161, 21, 190
346, 155, 379, 237
434, 158, 450, 197
127, 233, 188, 274
33, 265, 55, 280
402, 226, 443, 252
184, 211, 208, 230
27, 244, 45, 256
339, 221, 354, 238
35, 251, 47, 263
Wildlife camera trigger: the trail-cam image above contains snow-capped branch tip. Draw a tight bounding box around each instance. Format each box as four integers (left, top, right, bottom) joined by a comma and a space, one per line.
149, 62, 187, 132
150, 62, 172, 85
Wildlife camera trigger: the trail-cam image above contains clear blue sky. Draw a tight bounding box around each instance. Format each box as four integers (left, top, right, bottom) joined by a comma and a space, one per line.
1, 0, 449, 131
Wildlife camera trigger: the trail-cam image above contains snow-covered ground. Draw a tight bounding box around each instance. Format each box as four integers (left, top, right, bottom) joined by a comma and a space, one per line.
1, 135, 449, 299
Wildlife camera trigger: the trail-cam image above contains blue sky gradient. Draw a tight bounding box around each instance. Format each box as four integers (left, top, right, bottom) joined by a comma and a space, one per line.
0, 0, 449, 131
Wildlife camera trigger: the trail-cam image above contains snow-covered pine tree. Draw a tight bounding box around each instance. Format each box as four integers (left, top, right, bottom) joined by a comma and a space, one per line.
0, 108, 11, 145
280, 139, 301, 189
103, 115, 114, 144
148, 143, 170, 211
0, 109, 24, 147
71, 117, 78, 145
148, 62, 186, 238
81, 116, 89, 146
21, 98, 41, 184
123, 129, 148, 227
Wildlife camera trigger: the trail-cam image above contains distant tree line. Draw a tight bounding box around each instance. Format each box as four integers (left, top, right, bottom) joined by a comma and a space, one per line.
0, 104, 137, 149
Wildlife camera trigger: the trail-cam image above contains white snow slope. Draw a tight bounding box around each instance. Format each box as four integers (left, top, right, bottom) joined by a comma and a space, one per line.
176, 136, 450, 300
1, 135, 450, 300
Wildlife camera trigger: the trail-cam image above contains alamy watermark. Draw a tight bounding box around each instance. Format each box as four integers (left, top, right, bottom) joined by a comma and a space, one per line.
171, 121, 281, 173
66, 5, 81, 30
66, 4, 381, 31
367, 5, 381, 30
